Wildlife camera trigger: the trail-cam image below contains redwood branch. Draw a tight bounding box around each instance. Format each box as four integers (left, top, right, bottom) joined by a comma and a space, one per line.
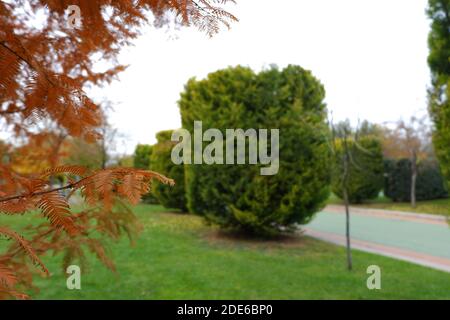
0, 177, 88, 203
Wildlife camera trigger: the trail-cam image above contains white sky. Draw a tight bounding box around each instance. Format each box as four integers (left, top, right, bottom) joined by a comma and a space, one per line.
90, 0, 432, 154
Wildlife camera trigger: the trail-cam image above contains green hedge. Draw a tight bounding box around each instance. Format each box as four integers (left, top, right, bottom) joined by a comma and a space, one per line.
384, 158, 448, 202
331, 136, 384, 204
179, 65, 331, 235
150, 130, 187, 211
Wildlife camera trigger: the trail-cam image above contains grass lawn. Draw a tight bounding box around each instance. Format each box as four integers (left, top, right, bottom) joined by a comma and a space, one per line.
1, 204, 449, 299
327, 194, 450, 217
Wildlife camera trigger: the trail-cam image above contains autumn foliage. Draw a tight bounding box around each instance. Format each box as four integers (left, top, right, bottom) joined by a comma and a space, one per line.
0, 0, 235, 299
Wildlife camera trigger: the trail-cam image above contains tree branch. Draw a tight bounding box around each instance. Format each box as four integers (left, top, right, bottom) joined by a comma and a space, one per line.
0, 177, 88, 203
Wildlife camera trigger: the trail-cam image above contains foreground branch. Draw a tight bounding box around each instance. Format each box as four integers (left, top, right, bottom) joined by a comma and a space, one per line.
0, 180, 84, 204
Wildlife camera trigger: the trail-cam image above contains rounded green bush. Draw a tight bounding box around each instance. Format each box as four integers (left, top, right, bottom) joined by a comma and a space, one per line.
331, 136, 384, 204
150, 130, 187, 211
179, 65, 331, 235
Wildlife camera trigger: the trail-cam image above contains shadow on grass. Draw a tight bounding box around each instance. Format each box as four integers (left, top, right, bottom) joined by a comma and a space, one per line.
204, 227, 318, 251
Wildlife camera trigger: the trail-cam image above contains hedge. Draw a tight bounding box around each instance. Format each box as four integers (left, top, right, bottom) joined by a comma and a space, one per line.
178, 65, 331, 235
384, 158, 448, 202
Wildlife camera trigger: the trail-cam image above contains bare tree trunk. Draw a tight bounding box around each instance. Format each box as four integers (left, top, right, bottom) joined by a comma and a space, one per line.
101, 145, 107, 169
343, 187, 352, 271
100, 131, 107, 170
411, 151, 417, 208
343, 151, 352, 271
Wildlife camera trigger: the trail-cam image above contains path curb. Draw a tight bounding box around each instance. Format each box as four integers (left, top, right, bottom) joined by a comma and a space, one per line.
325, 205, 448, 226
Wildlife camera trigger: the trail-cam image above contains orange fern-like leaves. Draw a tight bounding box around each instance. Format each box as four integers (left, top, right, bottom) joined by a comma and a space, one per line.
0, 43, 22, 97
0, 227, 49, 276
40, 165, 88, 178
0, 197, 32, 215
80, 168, 175, 208
0, 264, 17, 289
0, 263, 29, 299
36, 193, 79, 237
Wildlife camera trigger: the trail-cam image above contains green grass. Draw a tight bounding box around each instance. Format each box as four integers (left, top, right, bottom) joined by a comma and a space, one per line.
1, 204, 450, 299
327, 194, 450, 217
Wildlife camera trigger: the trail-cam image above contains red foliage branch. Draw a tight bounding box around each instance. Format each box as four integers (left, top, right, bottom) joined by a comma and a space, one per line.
0, 0, 235, 299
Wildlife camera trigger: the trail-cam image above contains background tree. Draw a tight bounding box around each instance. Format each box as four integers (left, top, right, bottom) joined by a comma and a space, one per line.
333, 120, 382, 139
96, 119, 120, 169
115, 155, 134, 168
381, 116, 431, 207
62, 137, 104, 170
331, 135, 384, 204
133, 144, 159, 204
0, 0, 236, 299
179, 65, 331, 236
358, 120, 384, 138
427, 0, 450, 182
133, 144, 153, 170
150, 130, 187, 211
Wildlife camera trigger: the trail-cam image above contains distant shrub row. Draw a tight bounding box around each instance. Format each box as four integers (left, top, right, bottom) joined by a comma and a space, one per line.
331, 152, 448, 204
384, 159, 448, 202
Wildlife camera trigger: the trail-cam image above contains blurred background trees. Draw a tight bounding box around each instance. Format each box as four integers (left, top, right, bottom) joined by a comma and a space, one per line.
381, 116, 441, 207
329, 117, 448, 206
133, 144, 153, 170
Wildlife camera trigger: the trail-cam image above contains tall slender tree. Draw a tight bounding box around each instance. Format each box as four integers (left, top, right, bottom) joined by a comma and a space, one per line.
329, 119, 382, 270
427, 0, 450, 181
330, 121, 353, 271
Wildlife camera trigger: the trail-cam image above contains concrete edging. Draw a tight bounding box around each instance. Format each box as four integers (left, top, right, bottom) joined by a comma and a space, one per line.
325, 205, 448, 226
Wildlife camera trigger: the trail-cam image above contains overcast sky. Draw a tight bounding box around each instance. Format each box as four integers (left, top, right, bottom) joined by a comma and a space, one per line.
90, 0, 431, 154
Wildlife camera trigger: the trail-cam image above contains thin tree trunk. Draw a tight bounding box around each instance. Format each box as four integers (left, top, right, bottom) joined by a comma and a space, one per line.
342, 149, 352, 271
343, 187, 352, 271
101, 137, 107, 169
411, 152, 417, 208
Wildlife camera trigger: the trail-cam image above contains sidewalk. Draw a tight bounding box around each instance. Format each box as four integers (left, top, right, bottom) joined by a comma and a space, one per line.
304, 205, 450, 273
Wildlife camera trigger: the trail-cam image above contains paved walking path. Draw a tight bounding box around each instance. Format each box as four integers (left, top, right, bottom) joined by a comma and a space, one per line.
304, 205, 450, 273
